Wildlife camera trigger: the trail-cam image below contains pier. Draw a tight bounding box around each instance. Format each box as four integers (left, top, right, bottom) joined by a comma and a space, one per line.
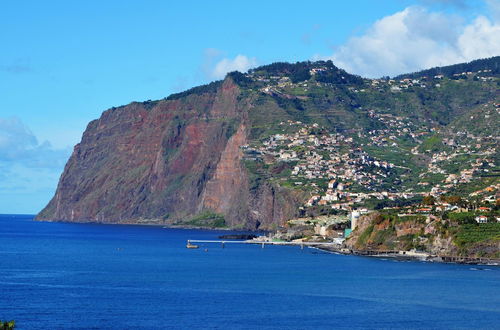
186, 239, 341, 249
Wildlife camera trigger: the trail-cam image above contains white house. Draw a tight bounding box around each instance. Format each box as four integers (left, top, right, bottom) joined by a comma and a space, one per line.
475, 215, 488, 224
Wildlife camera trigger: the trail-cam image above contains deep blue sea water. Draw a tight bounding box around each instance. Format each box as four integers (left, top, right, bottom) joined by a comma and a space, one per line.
1, 214, 499, 329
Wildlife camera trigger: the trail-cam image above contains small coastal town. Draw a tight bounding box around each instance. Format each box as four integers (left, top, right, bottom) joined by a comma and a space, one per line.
235, 64, 499, 258
242, 121, 498, 253
242, 116, 498, 217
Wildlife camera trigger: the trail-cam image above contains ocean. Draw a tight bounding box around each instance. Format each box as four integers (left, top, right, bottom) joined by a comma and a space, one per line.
1, 214, 499, 329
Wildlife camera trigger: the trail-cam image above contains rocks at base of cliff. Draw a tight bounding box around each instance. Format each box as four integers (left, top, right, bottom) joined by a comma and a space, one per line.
218, 234, 258, 240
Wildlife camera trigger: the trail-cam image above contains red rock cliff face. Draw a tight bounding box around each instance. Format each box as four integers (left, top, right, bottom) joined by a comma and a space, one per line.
201, 124, 249, 226
37, 78, 301, 229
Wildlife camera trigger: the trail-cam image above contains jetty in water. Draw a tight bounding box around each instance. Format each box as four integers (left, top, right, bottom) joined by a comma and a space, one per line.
185, 239, 500, 265
186, 239, 342, 249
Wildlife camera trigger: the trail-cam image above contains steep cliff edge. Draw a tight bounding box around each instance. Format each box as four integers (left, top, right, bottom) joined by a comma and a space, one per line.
36, 77, 302, 229
346, 212, 500, 258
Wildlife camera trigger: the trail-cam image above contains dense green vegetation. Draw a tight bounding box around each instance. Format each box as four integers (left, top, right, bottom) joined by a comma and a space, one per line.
0, 321, 15, 330
371, 228, 396, 246
315, 66, 364, 86
447, 212, 477, 224
454, 223, 500, 248
352, 209, 499, 257
166, 80, 223, 100
358, 196, 424, 210
184, 211, 226, 228
419, 134, 446, 153
357, 224, 374, 246
249, 61, 311, 82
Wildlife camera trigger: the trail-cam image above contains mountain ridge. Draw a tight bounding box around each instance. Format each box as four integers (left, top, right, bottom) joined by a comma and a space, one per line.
37, 56, 499, 231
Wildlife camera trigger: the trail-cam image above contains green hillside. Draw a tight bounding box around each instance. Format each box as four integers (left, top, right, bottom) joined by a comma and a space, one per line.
226, 57, 499, 218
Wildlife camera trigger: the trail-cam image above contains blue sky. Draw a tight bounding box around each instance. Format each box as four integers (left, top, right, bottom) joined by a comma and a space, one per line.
1, 0, 499, 214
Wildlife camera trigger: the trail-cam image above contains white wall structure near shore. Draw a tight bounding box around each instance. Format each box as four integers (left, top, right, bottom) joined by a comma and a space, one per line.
351, 211, 360, 230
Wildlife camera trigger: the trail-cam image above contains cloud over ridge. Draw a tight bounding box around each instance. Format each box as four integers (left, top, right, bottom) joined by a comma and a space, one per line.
320, 2, 500, 77
211, 54, 258, 79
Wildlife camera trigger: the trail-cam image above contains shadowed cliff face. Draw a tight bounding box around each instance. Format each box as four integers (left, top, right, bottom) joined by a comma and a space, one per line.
37, 78, 301, 229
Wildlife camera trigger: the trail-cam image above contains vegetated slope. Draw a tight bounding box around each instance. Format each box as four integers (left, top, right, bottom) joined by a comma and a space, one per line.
37, 57, 499, 229
346, 212, 500, 258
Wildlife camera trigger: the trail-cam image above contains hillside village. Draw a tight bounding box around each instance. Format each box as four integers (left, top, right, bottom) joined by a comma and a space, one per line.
242, 116, 498, 216
240, 62, 499, 250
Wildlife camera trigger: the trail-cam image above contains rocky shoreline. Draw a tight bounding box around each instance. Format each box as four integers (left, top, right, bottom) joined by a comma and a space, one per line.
313, 244, 500, 265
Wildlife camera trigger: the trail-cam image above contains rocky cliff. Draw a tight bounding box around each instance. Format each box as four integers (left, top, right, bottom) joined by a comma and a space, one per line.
37, 57, 499, 230
37, 77, 302, 229
345, 212, 500, 258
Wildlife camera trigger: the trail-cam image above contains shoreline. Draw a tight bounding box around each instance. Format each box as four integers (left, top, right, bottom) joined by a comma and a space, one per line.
33, 217, 500, 266
314, 245, 500, 266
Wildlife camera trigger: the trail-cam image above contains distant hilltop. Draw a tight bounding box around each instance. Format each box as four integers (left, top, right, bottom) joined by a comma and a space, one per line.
394, 56, 500, 79
37, 56, 499, 233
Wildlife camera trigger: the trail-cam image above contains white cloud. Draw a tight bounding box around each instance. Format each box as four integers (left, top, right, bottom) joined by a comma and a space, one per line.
211, 55, 258, 79
457, 15, 500, 59
319, 4, 500, 77
0, 117, 71, 213
0, 117, 71, 168
0, 117, 38, 158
